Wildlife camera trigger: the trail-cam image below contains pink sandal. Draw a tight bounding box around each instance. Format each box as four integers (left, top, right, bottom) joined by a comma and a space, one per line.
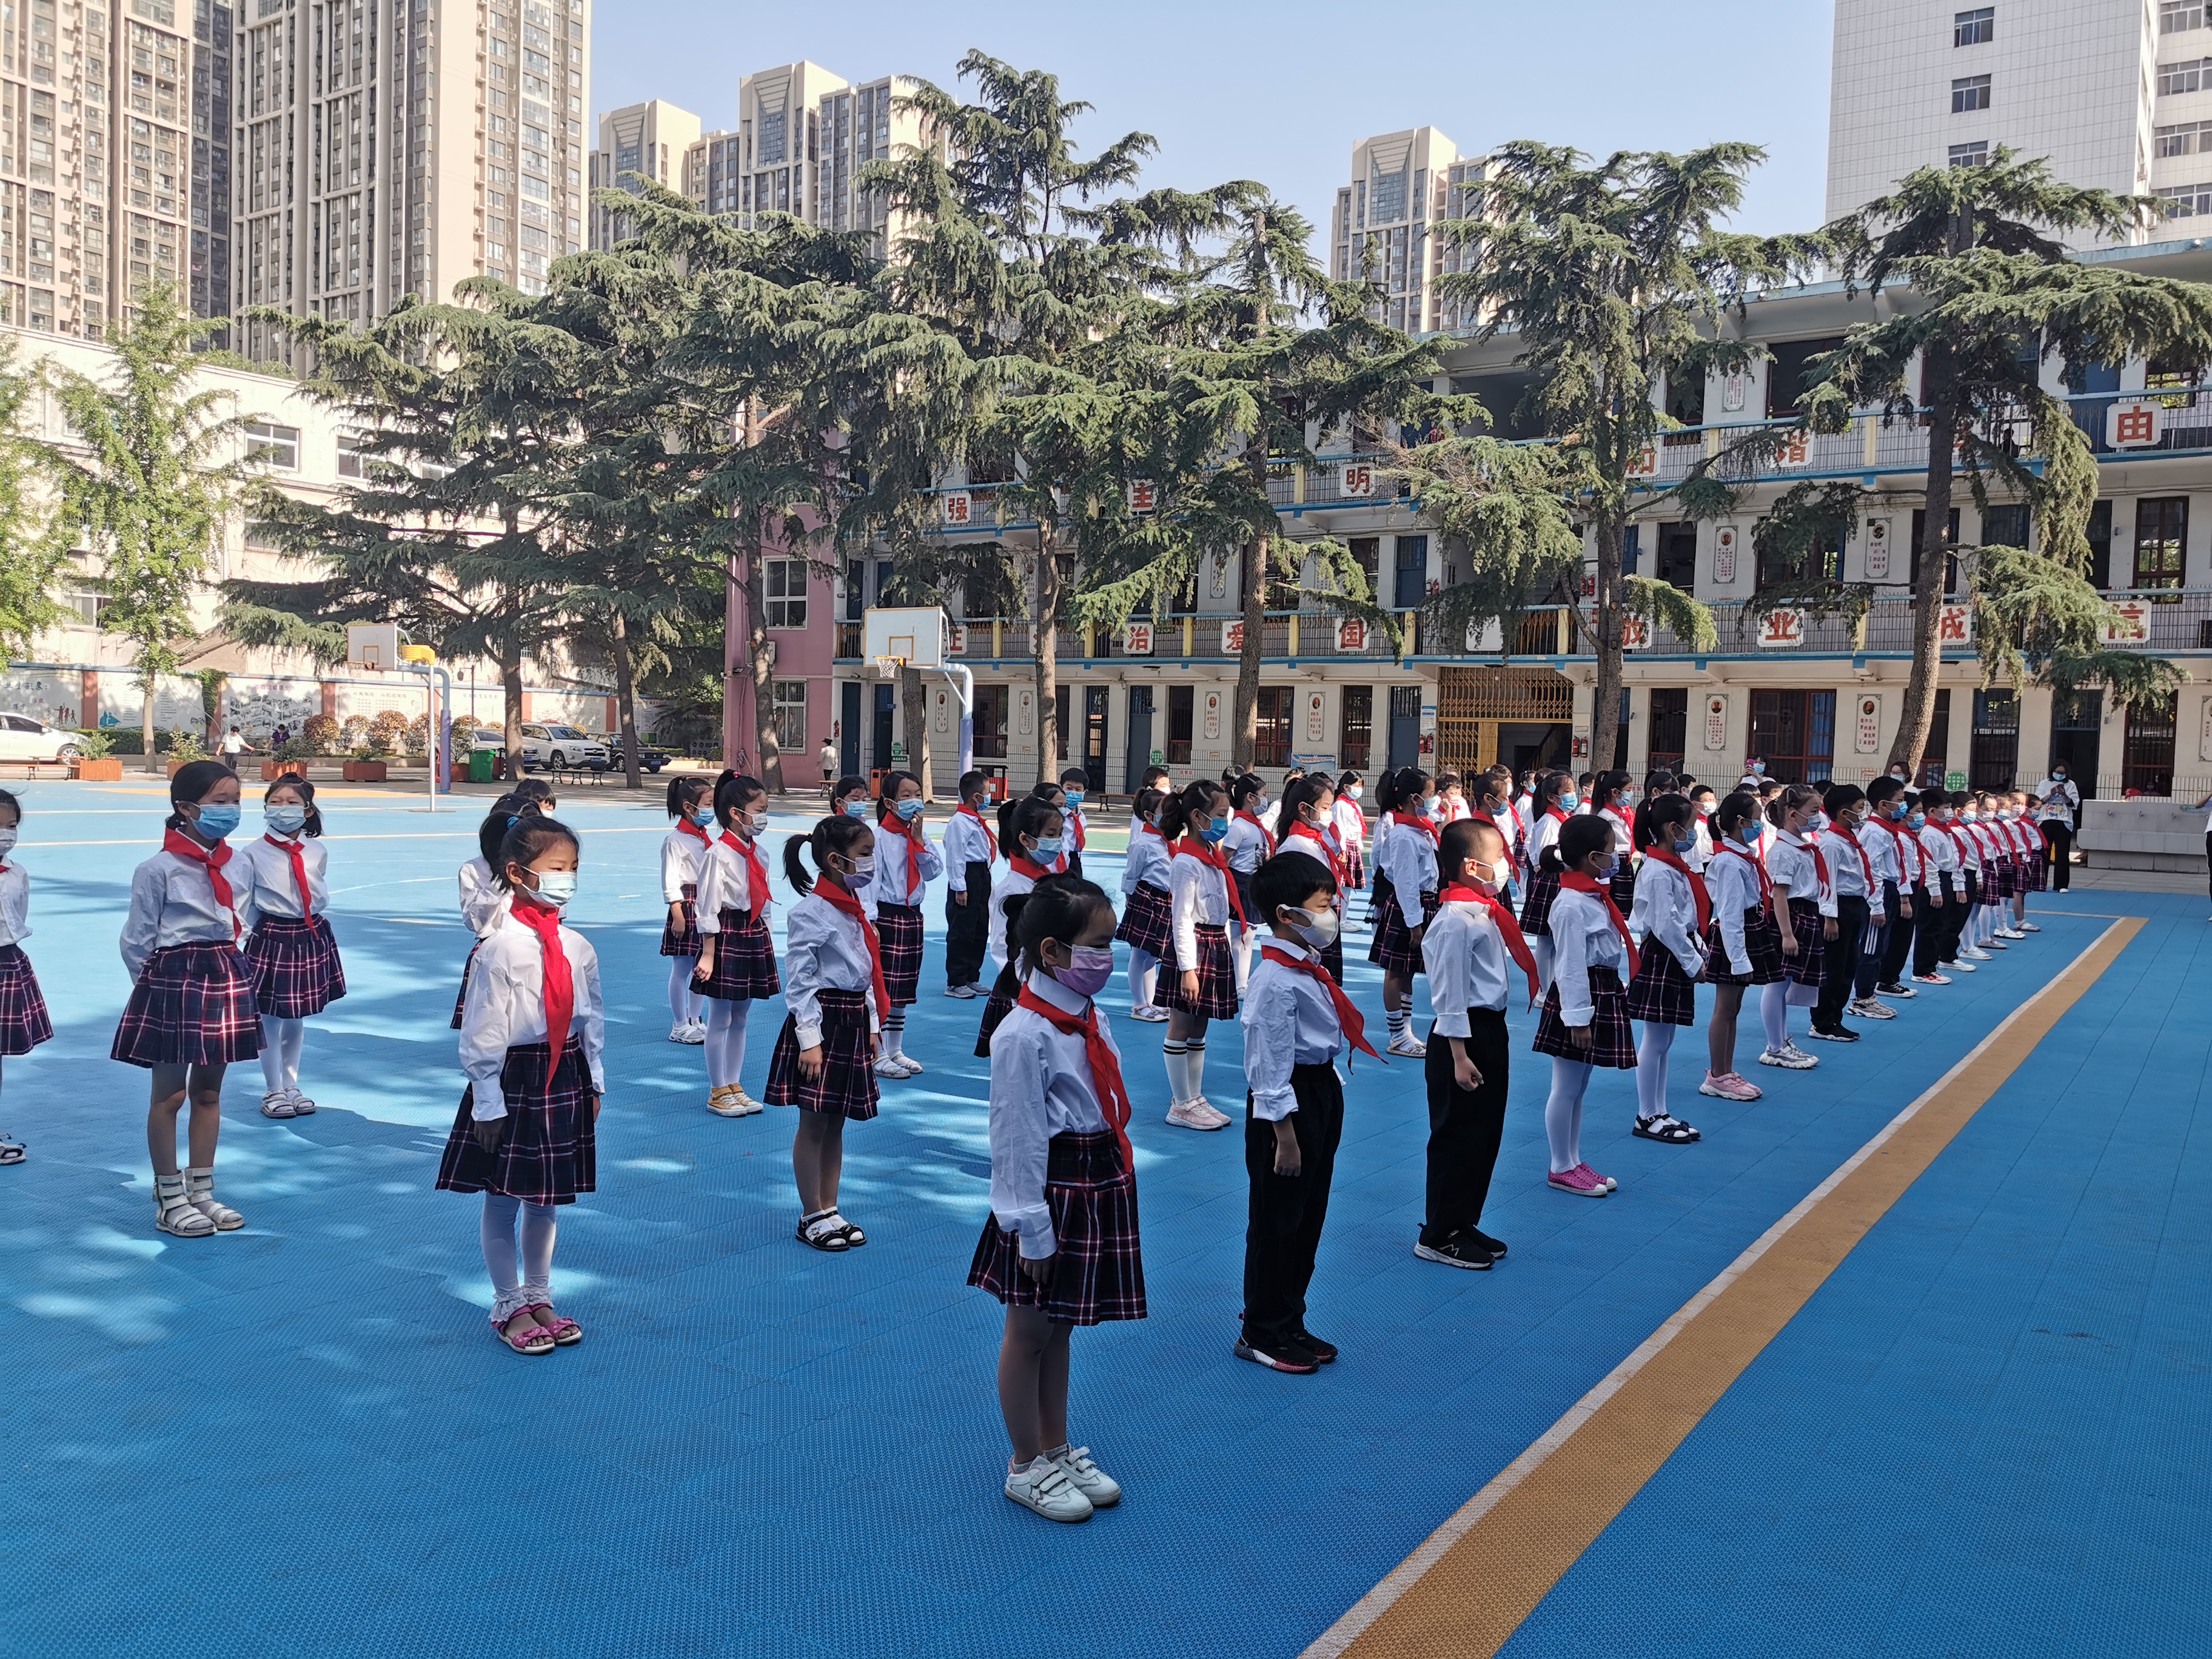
494, 1309, 555, 1355
527, 1304, 582, 1346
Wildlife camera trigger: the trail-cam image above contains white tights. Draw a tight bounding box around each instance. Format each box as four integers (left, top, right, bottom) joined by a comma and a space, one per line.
1545, 1056, 1592, 1175
1231, 922, 1253, 994
258, 1016, 304, 1096
1127, 948, 1158, 1011
1635, 1021, 1675, 1122
667, 959, 703, 1025
481, 1192, 557, 1321
705, 997, 750, 1090
1759, 982, 1790, 1052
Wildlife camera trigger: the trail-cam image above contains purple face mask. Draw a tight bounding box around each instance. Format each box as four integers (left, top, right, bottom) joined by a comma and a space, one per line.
1051, 943, 1116, 997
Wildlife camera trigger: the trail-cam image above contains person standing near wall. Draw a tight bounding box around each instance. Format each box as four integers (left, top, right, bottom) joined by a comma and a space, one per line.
2034, 765, 2082, 892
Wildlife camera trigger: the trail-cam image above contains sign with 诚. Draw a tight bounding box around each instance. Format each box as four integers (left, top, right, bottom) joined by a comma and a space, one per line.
2107, 401, 2162, 449
1757, 608, 1805, 649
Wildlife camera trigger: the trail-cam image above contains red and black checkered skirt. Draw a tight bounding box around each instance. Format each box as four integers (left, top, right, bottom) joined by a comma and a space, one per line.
1518, 867, 1563, 937
244, 913, 347, 1020
968, 1130, 1146, 1326
2026, 845, 2049, 892
875, 902, 925, 1006
1782, 897, 1831, 988
974, 974, 1017, 1057
1160, 922, 1239, 1020
1609, 860, 1638, 915
699, 910, 782, 1002
434, 1037, 596, 1207
450, 940, 479, 1030
1340, 843, 1366, 891
1985, 861, 2013, 903
1114, 880, 1172, 957
0, 943, 53, 1056
1532, 965, 1636, 1069
764, 987, 879, 1121
1375, 888, 1440, 977
1701, 906, 1786, 987
659, 883, 702, 957
1625, 945, 1700, 1027
111, 940, 264, 1068
1365, 877, 1397, 964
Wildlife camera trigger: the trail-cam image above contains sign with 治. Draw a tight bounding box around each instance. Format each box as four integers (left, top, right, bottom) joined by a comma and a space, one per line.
1122, 622, 1153, 656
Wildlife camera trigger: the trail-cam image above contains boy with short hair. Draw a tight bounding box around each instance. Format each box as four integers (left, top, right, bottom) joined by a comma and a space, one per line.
1057, 766, 1091, 882
942, 769, 997, 998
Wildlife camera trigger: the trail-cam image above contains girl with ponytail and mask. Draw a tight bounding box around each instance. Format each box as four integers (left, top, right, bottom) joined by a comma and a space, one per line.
0, 788, 49, 1165
1224, 773, 1275, 993
871, 769, 942, 1079
1332, 771, 1369, 902
1766, 783, 1840, 1054
657, 774, 716, 1044
1697, 790, 1785, 1100
1593, 769, 1640, 914
1116, 786, 1173, 1021
692, 772, 782, 1118
768, 814, 888, 1252
976, 794, 1065, 1056
1369, 767, 1439, 1059
1624, 793, 1705, 1144
436, 815, 605, 1356
452, 792, 535, 1028
1276, 773, 1349, 982
1518, 770, 1576, 986
1530, 813, 1635, 1198
968, 875, 1142, 1523
236, 777, 345, 1119
1159, 779, 1241, 1132
115, 760, 262, 1238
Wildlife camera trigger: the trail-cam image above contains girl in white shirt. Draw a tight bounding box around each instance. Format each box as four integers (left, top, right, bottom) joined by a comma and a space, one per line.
1159, 779, 1240, 1131
1116, 786, 1173, 1020
976, 795, 1065, 1056
0, 788, 51, 1165
692, 771, 783, 1118
1699, 790, 1784, 1101
1624, 794, 1705, 1145
1529, 814, 1634, 1198
766, 813, 887, 1253
1686, 785, 1718, 872
1518, 769, 1577, 984
871, 769, 943, 1079
1593, 769, 1639, 914
237, 778, 346, 1119
453, 793, 532, 1030
1276, 774, 1350, 982
435, 814, 605, 1356
1370, 768, 1441, 1058
115, 761, 262, 1238
1224, 773, 1275, 992
1332, 771, 1369, 899
1766, 784, 1838, 1056
968, 876, 1140, 1524
658, 774, 716, 1043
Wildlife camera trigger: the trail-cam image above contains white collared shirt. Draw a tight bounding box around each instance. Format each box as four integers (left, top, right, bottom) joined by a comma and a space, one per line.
1919, 820, 1963, 876
1706, 845, 1766, 976
1817, 825, 1874, 901
460, 907, 606, 1109
1546, 885, 1626, 1027
1423, 894, 1512, 1030
1121, 824, 1171, 896
942, 808, 996, 890
987, 863, 1038, 973
458, 856, 509, 938
695, 833, 769, 934
1767, 830, 1836, 916
0, 859, 29, 948
1168, 847, 1232, 963
1241, 934, 1342, 1121
870, 817, 944, 916
1377, 816, 1438, 901
1223, 812, 1271, 876
661, 825, 711, 902
1627, 858, 1704, 977
237, 833, 329, 926
783, 890, 883, 1047
987, 968, 1115, 1258
1331, 798, 1367, 856
120, 844, 249, 979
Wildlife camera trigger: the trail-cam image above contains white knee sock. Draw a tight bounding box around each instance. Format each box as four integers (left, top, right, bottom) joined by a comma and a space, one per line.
1130, 948, 1158, 1010
518, 1200, 557, 1301
1162, 1039, 1188, 1102
883, 1009, 905, 1057
1635, 1021, 1674, 1122
668, 959, 701, 1024
705, 997, 749, 1088
280, 1017, 304, 1091
1759, 982, 1790, 1051
1187, 1036, 1207, 1101
1546, 1057, 1592, 1173
1231, 923, 1253, 994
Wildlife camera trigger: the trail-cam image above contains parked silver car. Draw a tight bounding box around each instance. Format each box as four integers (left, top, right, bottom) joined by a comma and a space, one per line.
0, 712, 86, 762
515, 723, 609, 769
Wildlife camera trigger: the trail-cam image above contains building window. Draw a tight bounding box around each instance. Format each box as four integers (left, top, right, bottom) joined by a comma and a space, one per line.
1657, 522, 1698, 588
1951, 74, 1991, 112
2123, 693, 2178, 796
2162, 2, 2208, 36
2157, 119, 2212, 157
1954, 7, 1994, 46
2134, 497, 2188, 588
2157, 57, 2212, 95
1765, 335, 1843, 418
1348, 536, 1381, 602
1757, 525, 1842, 588
1341, 686, 1373, 773
336, 434, 364, 478
770, 679, 808, 751
2156, 181, 2212, 218
1647, 687, 1689, 773
1749, 689, 1837, 786
1948, 141, 1990, 168
2087, 500, 2114, 588
1969, 689, 2019, 789
1393, 535, 1429, 608
970, 683, 1008, 760
1254, 687, 1294, 768
244, 419, 299, 469
1982, 503, 2031, 550
763, 557, 808, 628
1166, 684, 1194, 766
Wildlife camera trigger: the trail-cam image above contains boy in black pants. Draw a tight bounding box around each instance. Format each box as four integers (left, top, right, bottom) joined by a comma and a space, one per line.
942, 769, 996, 997
1237, 850, 1375, 1374
1058, 766, 1091, 883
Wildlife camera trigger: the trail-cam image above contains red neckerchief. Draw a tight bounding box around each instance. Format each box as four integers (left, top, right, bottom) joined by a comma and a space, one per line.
718, 828, 769, 925
1390, 809, 1440, 845
1235, 809, 1277, 857
1068, 809, 1087, 853
1258, 942, 1381, 1060
263, 833, 313, 915
163, 828, 240, 941
1933, 819, 1974, 866
886, 813, 929, 902
1014, 984, 1133, 1171
1637, 844, 1711, 934
1009, 854, 1050, 883
1439, 882, 1541, 1007
1829, 822, 1874, 890
676, 816, 712, 848
1870, 813, 1920, 879
1559, 871, 1641, 980
509, 898, 574, 1096
1715, 839, 1774, 906
1782, 830, 1829, 893
1281, 818, 1342, 888
957, 803, 997, 861
1340, 799, 1367, 839
815, 879, 891, 1024
1177, 834, 1247, 923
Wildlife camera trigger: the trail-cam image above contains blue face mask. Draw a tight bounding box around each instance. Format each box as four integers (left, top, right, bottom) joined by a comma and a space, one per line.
192, 803, 240, 840
1908, 812, 1927, 831
1063, 789, 1085, 808
895, 797, 925, 821
1031, 835, 1064, 861
1673, 833, 1695, 854
692, 806, 717, 828
1737, 823, 1761, 846
264, 804, 307, 836
1558, 793, 1579, 812
1595, 854, 1619, 878
843, 799, 869, 819
1199, 817, 1230, 843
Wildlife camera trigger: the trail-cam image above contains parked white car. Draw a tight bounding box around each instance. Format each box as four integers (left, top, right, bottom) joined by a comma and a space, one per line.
0, 712, 87, 762
515, 723, 609, 769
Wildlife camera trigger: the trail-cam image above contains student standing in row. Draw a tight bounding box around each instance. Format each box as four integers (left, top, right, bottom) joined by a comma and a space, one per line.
1057, 768, 1092, 883
0, 789, 50, 1166
1332, 771, 1369, 901
870, 770, 941, 1079
1532, 814, 1634, 1198
1818, 783, 1894, 1025
976, 796, 1063, 1055
238, 778, 346, 1119
692, 771, 781, 1118
1914, 789, 1966, 982
2004, 792, 2043, 932
115, 761, 260, 1238
1624, 793, 1704, 1144
1864, 779, 1921, 1004
454, 794, 531, 1029
1276, 773, 1349, 982
1116, 786, 1173, 1021
1698, 790, 1780, 1102
659, 775, 716, 1044
1518, 770, 1576, 984
1372, 768, 1439, 1059
1224, 773, 1275, 993
1767, 785, 1839, 1053
943, 770, 997, 1000
1593, 770, 1639, 914
1159, 779, 1239, 1132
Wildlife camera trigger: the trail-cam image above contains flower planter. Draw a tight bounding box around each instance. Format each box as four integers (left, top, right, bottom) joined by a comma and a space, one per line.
342, 760, 388, 783
70, 758, 124, 781
261, 760, 309, 782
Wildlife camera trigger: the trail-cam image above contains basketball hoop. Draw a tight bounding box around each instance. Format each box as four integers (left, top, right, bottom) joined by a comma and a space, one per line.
872, 656, 900, 682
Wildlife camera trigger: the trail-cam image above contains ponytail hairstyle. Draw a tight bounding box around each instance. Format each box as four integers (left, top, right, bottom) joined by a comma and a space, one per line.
666, 772, 712, 820
1540, 810, 1615, 877
784, 811, 872, 897
165, 759, 240, 831
1280, 771, 1336, 831
1389, 767, 1432, 816
712, 769, 766, 833
1158, 778, 1225, 842
1822, 782, 1867, 823
1530, 768, 1572, 819
478, 792, 531, 865
1014, 873, 1114, 981
1594, 768, 1635, 812
1133, 786, 1166, 825
1228, 772, 1267, 814
263, 775, 325, 837
875, 769, 920, 825
1644, 768, 1680, 798
1479, 763, 1514, 810
493, 815, 580, 891
1765, 783, 1821, 830
511, 777, 556, 809
1028, 779, 1067, 812
1005, 793, 1064, 862
1335, 769, 1363, 801
1715, 788, 1763, 843
1634, 791, 1694, 852
1371, 767, 1404, 816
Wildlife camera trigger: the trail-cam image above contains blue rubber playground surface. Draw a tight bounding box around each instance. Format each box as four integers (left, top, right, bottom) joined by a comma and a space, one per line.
1, 779, 2206, 1658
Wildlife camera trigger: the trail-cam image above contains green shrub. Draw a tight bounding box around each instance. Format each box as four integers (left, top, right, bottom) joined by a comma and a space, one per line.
72, 729, 115, 759
169, 732, 207, 763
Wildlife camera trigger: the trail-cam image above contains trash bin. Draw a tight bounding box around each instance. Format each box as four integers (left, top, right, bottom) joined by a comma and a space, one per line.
469, 748, 495, 783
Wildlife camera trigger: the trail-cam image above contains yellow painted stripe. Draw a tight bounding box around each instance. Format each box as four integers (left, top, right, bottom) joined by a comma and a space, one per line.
1310, 916, 2143, 1659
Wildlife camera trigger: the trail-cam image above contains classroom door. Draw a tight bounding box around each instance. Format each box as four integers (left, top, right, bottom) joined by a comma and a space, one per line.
839, 680, 861, 779
1387, 685, 1421, 771
872, 684, 896, 773
1124, 687, 1155, 791
2049, 690, 2100, 810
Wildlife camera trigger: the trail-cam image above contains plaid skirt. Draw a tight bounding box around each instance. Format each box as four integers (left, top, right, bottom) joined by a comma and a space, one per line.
699, 910, 782, 1002
659, 883, 702, 957
974, 977, 1017, 1057
1114, 880, 1172, 957
0, 943, 53, 1056
1375, 888, 1440, 977
1701, 907, 1786, 987
2028, 845, 2050, 892
1983, 863, 2011, 903
451, 940, 479, 1030
1609, 860, 1638, 916
1532, 966, 1636, 1069
764, 987, 879, 1121
244, 913, 347, 1020
967, 1130, 1147, 1326
1783, 897, 1831, 988
1341, 844, 1366, 891
876, 902, 925, 1006
1160, 922, 1238, 1020
434, 1038, 596, 1207
1624, 945, 1699, 1027
112, 941, 263, 1068
1519, 867, 1563, 937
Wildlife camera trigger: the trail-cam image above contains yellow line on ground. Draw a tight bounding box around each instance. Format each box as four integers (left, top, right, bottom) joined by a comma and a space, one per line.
1309, 916, 2144, 1659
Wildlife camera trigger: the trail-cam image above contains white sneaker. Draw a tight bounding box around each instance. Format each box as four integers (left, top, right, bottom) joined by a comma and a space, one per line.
1961, 945, 1992, 962
1045, 1444, 1121, 1507
1994, 928, 2025, 940
1004, 1456, 1093, 1523
1386, 1033, 1429, 1058
668, 1021, 693, 1043
1129, 1004, 1171, 1023
1781, 1041, 1818, 1065
1846, 997, 1897, 1021
680, 1019, 707, 1044
1165, 1098, 1229, 1131
1758, 1045, 1818, 1070
945, 984, 979, 999
1944, 959, 1977, 973
2019, 921, 2040, 932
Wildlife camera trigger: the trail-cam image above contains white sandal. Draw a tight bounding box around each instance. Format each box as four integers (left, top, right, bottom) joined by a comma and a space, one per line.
185, 1167, 246, 1231
260, 1091, 298, 1119
286, 1088, 317, 1116
153, 1173, 217, 1237
0, 1131, 24, 1165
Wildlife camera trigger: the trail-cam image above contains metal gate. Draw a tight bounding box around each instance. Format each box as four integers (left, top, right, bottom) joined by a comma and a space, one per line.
1434, 666, 1574, 773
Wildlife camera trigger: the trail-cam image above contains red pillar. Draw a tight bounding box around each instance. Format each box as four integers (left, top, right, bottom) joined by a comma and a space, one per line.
320, 680, 338, 720
79, 668, 98, 730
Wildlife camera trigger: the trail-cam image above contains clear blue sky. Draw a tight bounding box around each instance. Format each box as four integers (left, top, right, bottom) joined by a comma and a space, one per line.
592, 0, 1838, 244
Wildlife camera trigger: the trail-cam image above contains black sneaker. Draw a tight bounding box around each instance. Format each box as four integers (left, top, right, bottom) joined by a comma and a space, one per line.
1413, 1233, 1495, 1270
1805, 1024, 1860, 1042
1876, 981, 1918, 999
1294, 1328, 1339, 1364
1470, 1228, 1508, 1258
1233, 1335, 1320, 1373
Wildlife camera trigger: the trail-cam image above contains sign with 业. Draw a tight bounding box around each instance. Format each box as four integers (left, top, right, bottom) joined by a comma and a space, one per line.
1757, 608, 1805, 648
1626, 445, 1658, 479
2107, 401, 2162, 449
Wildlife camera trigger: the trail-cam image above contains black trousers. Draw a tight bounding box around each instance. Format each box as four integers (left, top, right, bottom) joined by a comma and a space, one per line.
1242, 1064, 1344, 1347
1817, 894, 1871, 1027
1950, 869, 1978, 959
945, 863, 991, 988
1911, 880, 1951, 975
1865, 883, 1903, 995
1421, 1011, 1509, 1248
2044, 820, 2073, 891
1879, 881, 1915, 987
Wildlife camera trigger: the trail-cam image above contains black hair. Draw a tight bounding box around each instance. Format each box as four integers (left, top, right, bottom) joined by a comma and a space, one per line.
1254, 848, 1335, 920
784, 812, 872, 897
1478, 763, 1514, 806
1141, 764, 1170, 787
957, 769, 988, 800
1687, 782, 1718, 805
1380, 767, 1431, 816
1823, 782, 1867, 819
1335, 769, 1363, 796
1058, 766, 1089, 790
1714, 788, 1762, 837
1644, 768, 1679, 797
1634, 791, 1694, 851
478, 793, 533, 865
1280, 772, 1336, 830
1758, 779, 1785, 798
1436, 816, 1504, 887
164, 760, 240, 831
1228, 773, 1268, 812
713, 769, 766, 831
1576, 771, 1594, 791
263, 774, 324, 837
1029, 780, 1067, 812
1919, 786, 1949, 811
1540, 811, 1616, 876
666, 773, 712, 819
1158, 778, 1224, 841
1595, 769, 1634, 807
1866, 776, 1904, 806
831, 774, 869, 806
493, 815, 580, 890
511, 777, 556, 807
0, 786, 19, 823
1434, 769, 1463, 794
875, 769, 920, 825
1765, 783, 1820, 828
1133, 786, 1166, 823
1013, 873, 1114, 980
1002, 793, 1064, 860
1530, 769, 1572, 819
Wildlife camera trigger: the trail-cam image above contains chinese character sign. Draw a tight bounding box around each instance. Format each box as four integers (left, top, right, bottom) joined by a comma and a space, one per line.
1221, 620, 1245, 655
2101, 600, 2150, 645
1620, 615, 1650, 650
1713, 526, 1738, 584
1855, 695, 1880, 754
1127, 480, 1158, 515
948, 622, 969, 657
941, 490, 973, 527
1122, 622, 1153, 656
1626, 445, 1658, 479
1340, 463, 1374, 498
1757, 608, 1805, 648
1336, 617, 1366, 652
2108, 401, 2162, 449
1938, 603, 1974, 646
1704, 695, 1728, 752
1773, 432, 1811, 468
1305, 691, 1325, 743
1864, 518, 1891, 582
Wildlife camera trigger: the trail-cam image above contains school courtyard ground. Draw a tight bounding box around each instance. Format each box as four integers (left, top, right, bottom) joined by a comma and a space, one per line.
2, 779, 2207, 1659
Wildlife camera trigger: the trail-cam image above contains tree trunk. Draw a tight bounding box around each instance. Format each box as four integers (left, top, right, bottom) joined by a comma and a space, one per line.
1032, 528, 1061, 791
1888, 369, 1958, 778
609, 609, 642, 790
1588, 507, 1625, 775
138, 662, 158, 773
499, 631, 526, 770
899, 664, 931, 799
1233, 450, 1269, 770
737, 520, 785, 794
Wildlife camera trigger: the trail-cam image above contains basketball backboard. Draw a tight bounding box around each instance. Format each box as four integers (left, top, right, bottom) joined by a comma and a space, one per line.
861, 606, 947, 670
346, 623, 401, 671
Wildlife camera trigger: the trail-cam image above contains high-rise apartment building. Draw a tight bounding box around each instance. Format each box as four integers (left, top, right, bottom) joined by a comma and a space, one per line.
587, 96, 695, 249
1826, 0, 2184, 242
233, 0, 591, 364
1330, 127, 1489, 335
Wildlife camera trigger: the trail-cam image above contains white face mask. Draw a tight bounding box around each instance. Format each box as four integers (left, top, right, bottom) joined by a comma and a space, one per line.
1281, 905, 1341, 949
0, 826, 16, 857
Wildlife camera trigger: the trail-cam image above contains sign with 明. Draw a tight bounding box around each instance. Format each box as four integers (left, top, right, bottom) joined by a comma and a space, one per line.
1339, 462, 1375, 498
